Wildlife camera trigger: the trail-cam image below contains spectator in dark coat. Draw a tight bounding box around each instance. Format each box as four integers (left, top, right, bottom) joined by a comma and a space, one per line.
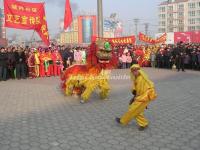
15, 48, 27, 79
7, 47, 16, 79
0, 47, 8, 81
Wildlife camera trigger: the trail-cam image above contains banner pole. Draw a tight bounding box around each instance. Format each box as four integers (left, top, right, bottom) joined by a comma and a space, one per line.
30, 30, 35, 47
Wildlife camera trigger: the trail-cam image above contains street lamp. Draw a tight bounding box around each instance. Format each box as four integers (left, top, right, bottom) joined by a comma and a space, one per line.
97, 0, 103, 37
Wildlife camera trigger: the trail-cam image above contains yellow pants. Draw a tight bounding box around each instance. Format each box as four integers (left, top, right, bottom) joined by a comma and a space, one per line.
120, 101, 149, 127
35, 65, 40, 77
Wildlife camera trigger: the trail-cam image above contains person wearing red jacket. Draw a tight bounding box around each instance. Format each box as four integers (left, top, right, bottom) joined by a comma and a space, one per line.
52, 48, 63, 76
45, 48, 54, 77
39, 49, 49, 77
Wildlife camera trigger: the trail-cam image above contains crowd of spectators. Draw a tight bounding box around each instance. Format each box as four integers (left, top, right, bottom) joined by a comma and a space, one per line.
115, 43, 200, 72
0, 45, 87, 81
1, 42, 200, 81
153, 42, 200, 71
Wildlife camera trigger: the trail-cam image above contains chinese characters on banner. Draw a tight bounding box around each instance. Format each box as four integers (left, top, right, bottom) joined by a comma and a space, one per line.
139, 32, 166, 44
92, 36, 136, 45
4, 0, 50, 46
154, 33, 167, 44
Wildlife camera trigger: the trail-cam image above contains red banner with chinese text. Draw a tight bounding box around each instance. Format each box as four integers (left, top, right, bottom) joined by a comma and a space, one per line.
139, 32, 166, 44
155, 33, 167, 44
4, 0, 50, 46
91, 36, 135, 45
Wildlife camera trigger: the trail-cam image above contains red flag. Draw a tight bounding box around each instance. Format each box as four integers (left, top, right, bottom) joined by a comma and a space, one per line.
4, 0, 50, 46
64, 0, 72, 30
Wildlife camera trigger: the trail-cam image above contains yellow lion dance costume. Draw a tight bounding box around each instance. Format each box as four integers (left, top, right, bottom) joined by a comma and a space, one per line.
61, 40, 118, 103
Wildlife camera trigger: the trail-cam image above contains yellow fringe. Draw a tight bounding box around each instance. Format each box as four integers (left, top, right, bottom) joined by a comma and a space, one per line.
64, 70, 110, 102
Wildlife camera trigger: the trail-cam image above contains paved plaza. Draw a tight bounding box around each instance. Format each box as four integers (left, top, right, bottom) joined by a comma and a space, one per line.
0, 68, 200, 150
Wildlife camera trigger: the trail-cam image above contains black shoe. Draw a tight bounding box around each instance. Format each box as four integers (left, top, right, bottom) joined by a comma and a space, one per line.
138, 126, 148, 131
115, 117, 121, 124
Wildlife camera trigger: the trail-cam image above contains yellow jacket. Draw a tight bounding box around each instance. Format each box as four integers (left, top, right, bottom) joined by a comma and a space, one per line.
34, 52, 40, 65
131, 65, 157, 102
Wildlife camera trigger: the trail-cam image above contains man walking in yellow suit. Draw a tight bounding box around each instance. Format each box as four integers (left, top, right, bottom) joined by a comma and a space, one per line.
116, 64, 157, 130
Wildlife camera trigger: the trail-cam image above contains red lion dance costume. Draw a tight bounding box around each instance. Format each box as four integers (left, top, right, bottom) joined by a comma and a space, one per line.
61, 39, 118, 103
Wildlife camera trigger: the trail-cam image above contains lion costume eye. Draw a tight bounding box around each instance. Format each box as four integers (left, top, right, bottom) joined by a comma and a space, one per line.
104, 42, 111, 51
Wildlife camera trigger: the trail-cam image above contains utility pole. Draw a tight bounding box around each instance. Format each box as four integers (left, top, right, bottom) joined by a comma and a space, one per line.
134, 18, 139, 35
97, 0, 103, 37
0, 0, 3, 8
133, 18, 139, 44
144, 23, 149, 35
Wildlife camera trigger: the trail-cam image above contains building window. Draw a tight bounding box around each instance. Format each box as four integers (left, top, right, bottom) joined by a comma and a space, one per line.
168, 6, 173, 12
189, 11, 196, 17
159, 28, 166, 33
178, 4, 184, 11
196, 26, 200, 30
168, 20, 173, 24
196, 18, 200, 24
162, 14, 165, 19
178, 19, 183, 24
159, 14, 165, 20
188, 3, 195, 9
168, 27, 173, 32
178, 12, 184, 18
168, 13, 173, 18
188, 26, 195, 31
197, 10, 200, 16
160, 7, 165, 12
197, 2, 200, 8
189, 18, 196, 24
178, 26, 184, 32
161, 21, 165, 26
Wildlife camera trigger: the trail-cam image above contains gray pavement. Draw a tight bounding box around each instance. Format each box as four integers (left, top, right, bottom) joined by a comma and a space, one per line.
0, 68, 200, 150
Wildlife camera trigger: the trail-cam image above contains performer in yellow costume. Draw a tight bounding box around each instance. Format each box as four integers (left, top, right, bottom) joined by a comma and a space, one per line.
116, 64, 157, 130
34, 48, 40, 77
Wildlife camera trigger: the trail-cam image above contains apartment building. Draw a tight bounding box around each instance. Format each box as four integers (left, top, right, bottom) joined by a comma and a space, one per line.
158, 0, 200, 33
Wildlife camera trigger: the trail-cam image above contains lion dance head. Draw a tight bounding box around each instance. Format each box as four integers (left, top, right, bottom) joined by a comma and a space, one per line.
87, 39, 118, 70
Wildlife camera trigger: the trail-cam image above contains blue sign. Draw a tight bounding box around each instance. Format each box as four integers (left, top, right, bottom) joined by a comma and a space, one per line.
82, 18, 93, 43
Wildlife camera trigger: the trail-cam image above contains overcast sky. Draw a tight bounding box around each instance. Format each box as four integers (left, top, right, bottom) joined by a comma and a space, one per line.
0, 0, 164, 40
